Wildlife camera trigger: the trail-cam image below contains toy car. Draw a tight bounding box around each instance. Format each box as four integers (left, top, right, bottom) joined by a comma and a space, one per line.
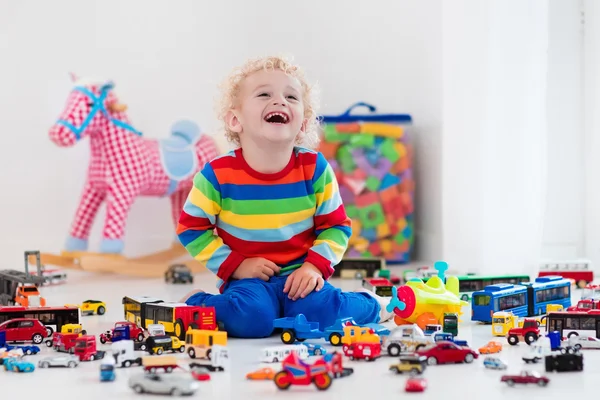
479, 341, 502, 354
389, 355, 428, 375
415, 341, 479, 365
501, 370, 549, 387
81, 300, 106, 315
567, 335, 600, 349
246, 367, 276, 380
0, 318, 47, 344
165, 264, 194, 284
129, 372, 199, 395
303, 343, 327, 356
483, 356, 508, 370
405, 377, 427, 392
4, 357, 35, 372
100, 357, 116, 382
190, 366, 211, 381
38, 354, 80, 368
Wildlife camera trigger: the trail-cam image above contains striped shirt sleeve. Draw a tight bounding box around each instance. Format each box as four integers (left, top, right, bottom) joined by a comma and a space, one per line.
176, 163, 245, 283
304, 152, 352, 279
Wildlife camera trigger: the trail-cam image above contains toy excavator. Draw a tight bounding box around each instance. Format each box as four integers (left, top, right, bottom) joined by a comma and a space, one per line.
386, 261, 467, 330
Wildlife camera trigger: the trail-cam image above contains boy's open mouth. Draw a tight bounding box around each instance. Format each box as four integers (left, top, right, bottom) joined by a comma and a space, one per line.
264, 111, 290, 124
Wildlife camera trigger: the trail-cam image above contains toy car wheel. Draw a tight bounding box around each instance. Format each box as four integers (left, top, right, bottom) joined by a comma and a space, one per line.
464, 353, 474, 363
388, 344, 401, 357
100, 336, 106, 344
97, 306, 105, 315
461, 294, 469, 301
82, 330, 87, 335
329, 333, 342, 346
427, 357, 438, 365
188, 348, 196, 359
505, 379, 515, 386
31, 333, 43, 344
524, 333, 538, 345
45, 340, 52, 347
68, 361, 77, 368
45, 326, 54, 337
537, 380, 547, 387
281, 329, 296, 344
39, 361, 49, 368
507, 335, 519, 345
133, 385, 144, 393
314, 348, 322, 355
274, 371, 291, 390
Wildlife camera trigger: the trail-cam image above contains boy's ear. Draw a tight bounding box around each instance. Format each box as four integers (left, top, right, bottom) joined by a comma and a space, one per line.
300, 118, 308, 133
225, 110, 243, 133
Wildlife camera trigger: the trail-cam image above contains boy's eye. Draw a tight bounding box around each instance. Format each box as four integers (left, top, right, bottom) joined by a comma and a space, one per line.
258, 93, 269, 97
287, 95, 298, 100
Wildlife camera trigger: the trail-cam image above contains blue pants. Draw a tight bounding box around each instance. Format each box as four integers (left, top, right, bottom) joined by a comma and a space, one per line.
186, 275, 380, 338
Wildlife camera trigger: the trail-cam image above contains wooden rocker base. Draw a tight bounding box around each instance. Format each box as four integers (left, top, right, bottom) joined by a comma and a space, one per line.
28, 243, 207, 278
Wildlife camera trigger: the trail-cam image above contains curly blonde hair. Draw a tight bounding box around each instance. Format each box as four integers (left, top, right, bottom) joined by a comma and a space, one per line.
216, 55, 321, 149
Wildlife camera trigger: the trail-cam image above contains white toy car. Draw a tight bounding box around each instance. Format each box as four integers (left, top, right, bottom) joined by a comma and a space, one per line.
129, 373, 199, 396
568, 335, 600, 350
38, 354, 80, 368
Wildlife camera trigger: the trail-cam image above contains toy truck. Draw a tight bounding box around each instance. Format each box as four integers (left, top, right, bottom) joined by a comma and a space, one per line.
142, 355, 179, 373
340, 325, 381, 350
188, 344, 229, 371
144, 334, 185, 355
100, 322, 145, 344
362, 278, 394, 297
545, 352, 584, 372
433, 332, 468, 347
112, 340, 143, 368
507, 318, 540, 345
185, 329, 227, 359
0, 251, 45, 306
343, 342, 381, 361
50, 324, 86, 352
73, 335, 106, 361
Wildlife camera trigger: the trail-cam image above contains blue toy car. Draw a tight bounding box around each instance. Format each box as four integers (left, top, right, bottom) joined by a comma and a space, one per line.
483, 356, 508, 370
4, 357, 35, 373
100, 359, 116, 382
6, 344, 40, 355
303, 343, 327, 356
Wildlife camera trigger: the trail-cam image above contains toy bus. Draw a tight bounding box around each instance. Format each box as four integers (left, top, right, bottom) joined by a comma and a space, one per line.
122, 297, 218, 339
0, 306, 80, 336
546, 310, 600, 339
421, 273, 531, 301
538, 259, 593, 288
471, 276, 571, 323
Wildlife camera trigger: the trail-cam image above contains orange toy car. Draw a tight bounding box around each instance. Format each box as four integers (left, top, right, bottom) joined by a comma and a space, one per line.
479, 341, 502, 354
246, 367, 276, 380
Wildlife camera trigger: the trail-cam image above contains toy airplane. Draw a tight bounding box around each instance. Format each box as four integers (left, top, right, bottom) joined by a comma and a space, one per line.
386, 261, 468, 329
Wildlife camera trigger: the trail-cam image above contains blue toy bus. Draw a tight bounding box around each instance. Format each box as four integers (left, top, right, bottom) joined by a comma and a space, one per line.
471, 276, 571, 323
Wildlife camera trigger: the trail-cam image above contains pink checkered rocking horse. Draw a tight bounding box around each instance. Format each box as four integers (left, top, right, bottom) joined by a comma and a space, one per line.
48, 74, 219, 257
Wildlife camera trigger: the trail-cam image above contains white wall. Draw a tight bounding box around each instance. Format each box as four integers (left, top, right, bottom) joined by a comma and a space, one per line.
542, 0, 585, 260
583, 0, 600, 269
442, 0, 552, 275
0, 1, 443, 267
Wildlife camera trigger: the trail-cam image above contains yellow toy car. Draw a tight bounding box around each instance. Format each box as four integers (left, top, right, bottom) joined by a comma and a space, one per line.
80, 300, 106, 315
389, 355, 428, 375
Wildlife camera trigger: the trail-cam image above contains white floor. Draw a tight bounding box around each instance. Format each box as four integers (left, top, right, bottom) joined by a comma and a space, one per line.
2, 266, 598, 399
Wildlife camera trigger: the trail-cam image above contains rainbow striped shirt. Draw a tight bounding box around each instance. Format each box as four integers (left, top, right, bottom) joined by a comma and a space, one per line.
177, 146, 352, 291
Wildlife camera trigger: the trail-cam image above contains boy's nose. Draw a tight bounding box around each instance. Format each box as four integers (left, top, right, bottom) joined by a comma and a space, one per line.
273, 101, 287, 106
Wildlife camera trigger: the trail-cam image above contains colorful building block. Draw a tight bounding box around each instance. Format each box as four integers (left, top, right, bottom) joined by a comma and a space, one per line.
358, 203, 386, 230
324, 124, 348, 142
336, 122, 361, 133
365, 176, 380, 192
379, 239, 393, 254
355, 192, 379, 208
376, 223, 390, 239
360, 122, 404, 139
380, 172, 401, 190
368, 241, 382, 256
350, 133, 375, 148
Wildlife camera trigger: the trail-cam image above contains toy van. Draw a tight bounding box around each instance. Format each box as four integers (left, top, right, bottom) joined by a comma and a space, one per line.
259, 345, 308, 363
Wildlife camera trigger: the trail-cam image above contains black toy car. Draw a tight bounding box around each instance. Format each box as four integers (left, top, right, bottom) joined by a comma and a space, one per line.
164, 264, 193, 284
545, 352, 583, 372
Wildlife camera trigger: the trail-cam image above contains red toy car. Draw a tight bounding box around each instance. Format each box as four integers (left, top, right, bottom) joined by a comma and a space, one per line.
273, 351, 333, 390
501, 370, 549, 387
405, 377, 427, 392
0, 318, 47, 345
343, 342, 381, 361
415, 341, 478, 365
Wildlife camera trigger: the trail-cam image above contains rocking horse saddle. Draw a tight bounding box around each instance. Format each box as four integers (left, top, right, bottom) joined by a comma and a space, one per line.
158, 120, 202, 195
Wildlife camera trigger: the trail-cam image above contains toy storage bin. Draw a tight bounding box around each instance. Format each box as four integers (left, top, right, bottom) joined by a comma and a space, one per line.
318, 102, 414, 263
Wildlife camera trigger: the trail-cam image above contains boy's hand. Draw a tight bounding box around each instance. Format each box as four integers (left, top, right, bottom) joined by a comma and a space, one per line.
232, 257, 280, 281
283, 262, 324, 301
